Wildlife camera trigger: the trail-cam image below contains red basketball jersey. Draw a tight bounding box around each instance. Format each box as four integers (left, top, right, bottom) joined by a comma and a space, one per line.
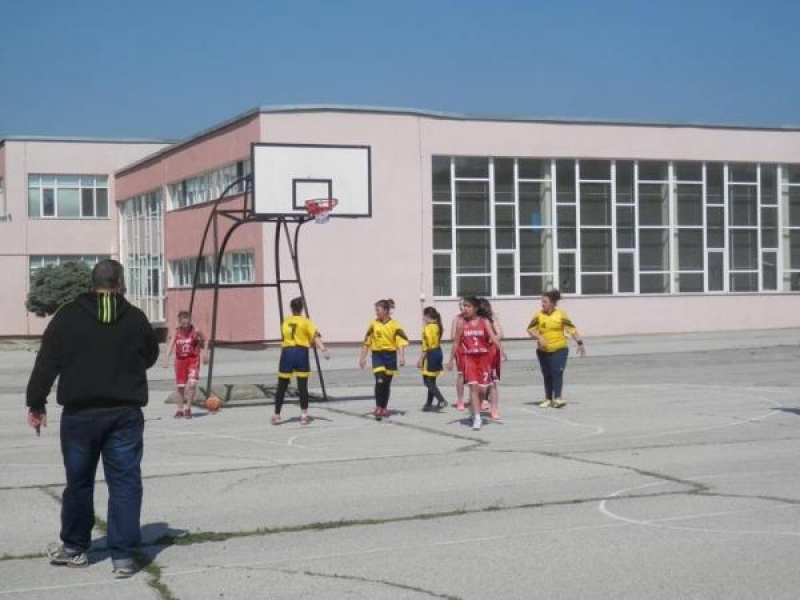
174, 326, 202, 359
459, 317, 492, 355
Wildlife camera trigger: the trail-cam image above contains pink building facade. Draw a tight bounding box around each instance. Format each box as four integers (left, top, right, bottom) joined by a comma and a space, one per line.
0, 138, 167, 337
114, 107, 800, 344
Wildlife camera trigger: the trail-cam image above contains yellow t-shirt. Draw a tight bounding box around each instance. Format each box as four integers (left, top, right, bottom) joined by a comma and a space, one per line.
421, 322, 442, 351
281, 315, 318, 348
527, 308, 577, 353
364, 319, 409, 351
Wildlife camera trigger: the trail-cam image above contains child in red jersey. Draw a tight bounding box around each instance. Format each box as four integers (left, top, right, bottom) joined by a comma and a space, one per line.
448, 297, 506, 430
163, 311, 205, 419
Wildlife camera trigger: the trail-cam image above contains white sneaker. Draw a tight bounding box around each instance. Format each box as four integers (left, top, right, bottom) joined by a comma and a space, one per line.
472, 415, 482, 430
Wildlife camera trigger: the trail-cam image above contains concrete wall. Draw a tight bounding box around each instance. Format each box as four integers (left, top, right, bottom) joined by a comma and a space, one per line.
0, 139, 167, 336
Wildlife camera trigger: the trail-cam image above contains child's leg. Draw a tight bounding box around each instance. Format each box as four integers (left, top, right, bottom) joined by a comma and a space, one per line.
424, 376, 447, 407
274, 378, 290, 415
422, 376, 434, 407
174, 386, 185, 413
382, 375, 393, 409
489, 383, 500, 418
297, 377, 309, 412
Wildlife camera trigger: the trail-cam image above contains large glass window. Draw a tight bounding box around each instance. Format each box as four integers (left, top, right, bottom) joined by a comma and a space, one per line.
167, 159, 251, 210
169, 251, 255, 288
30, 254, 108, 277
28, 175, 108, 219
432, 157, 800, 297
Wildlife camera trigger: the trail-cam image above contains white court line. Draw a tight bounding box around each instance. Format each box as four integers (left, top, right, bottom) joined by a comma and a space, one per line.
518, 407, 606, 445
598, 470, 800, 537
287, 424, 368, 448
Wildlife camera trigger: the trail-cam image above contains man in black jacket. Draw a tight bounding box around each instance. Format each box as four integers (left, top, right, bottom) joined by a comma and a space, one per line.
26, 259, 159, 578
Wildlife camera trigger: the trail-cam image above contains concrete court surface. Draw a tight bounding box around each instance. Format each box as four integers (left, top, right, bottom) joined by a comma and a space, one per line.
0, 329, 799, 599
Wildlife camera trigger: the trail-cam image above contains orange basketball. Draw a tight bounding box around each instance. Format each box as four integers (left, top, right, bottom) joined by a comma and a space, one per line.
205, 395, 223, 413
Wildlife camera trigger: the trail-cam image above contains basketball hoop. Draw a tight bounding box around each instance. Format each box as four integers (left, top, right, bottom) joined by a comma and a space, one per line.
304, 198, 338, 224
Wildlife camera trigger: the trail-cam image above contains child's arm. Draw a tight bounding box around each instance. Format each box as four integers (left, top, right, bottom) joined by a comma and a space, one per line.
314, 333, 330, 359
447, 322, 462, 371
162, 336, 175, 367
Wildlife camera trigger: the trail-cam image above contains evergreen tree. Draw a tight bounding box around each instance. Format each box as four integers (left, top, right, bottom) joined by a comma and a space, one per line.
26, 261, 93, 317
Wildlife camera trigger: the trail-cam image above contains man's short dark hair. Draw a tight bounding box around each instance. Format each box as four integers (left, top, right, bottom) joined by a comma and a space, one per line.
91, 259, 125, 290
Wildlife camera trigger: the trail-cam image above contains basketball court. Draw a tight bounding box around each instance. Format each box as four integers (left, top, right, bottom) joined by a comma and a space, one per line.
1, 329, 799, 598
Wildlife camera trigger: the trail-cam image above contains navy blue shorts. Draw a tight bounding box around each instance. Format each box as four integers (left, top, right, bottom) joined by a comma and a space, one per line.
372, 350, 398, 375
278, 347, 311, 379
422, 348, 443, 376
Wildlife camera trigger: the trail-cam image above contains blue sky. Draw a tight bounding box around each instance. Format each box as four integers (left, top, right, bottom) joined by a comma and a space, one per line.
1, 0, 798, 139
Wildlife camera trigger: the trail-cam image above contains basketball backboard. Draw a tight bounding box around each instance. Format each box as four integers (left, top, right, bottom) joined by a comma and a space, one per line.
251, 143, 372, 218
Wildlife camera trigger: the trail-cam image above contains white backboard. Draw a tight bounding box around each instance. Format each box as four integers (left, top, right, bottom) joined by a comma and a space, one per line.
252, 143, 372, 218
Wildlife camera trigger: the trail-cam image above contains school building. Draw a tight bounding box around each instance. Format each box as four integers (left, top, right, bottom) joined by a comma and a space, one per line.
0, 137, 168, 337
3, 107, 800, 342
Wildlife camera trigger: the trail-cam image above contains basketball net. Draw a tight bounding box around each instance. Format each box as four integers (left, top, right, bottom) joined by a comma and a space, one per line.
304, 198, 338, 224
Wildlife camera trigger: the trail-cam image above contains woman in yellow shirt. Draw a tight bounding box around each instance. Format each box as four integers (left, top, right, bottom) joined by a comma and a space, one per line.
526, 290, 585, 408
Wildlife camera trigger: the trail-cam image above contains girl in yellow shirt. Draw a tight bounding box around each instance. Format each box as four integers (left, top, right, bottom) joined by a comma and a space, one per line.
359, 298, 409, 419
526, 290, 585, 408
417, 306, 447, 411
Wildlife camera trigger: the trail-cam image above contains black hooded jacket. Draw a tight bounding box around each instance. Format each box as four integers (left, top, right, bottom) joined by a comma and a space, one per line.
26, 292, 160, 412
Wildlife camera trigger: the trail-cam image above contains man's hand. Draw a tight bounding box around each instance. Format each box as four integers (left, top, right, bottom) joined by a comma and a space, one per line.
28, 411, 47, 436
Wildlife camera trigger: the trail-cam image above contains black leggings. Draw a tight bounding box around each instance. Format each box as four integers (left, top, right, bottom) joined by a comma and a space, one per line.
275, 377, 309, 414
423, 376, 446, 406
374, 373, 393, 409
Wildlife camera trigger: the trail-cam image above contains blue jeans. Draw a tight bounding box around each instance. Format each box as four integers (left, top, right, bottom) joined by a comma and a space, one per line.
60, 406, 144, 562
536, 348, 569, 399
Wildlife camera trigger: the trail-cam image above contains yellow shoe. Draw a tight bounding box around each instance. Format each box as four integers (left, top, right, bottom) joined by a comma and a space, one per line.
537, 399, 553, 408
552, 398, 566, 408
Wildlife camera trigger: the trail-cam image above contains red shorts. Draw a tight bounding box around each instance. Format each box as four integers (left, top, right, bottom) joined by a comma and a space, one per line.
175, 356, 200, 386
463, 353, 492, 387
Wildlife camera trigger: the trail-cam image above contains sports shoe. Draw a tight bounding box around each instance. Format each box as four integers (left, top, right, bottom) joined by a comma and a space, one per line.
112, 559, 138, 579
422, 404, 433, 412
271, 414, 283, 425
437, 399, 448, 409
455, 400, 465, 412
47, 542, 88, 568
481, 399, 490, 411
472, 415, 482, 430
300, 413, 310, 426
373, 407, 383, 420
173, 409, 184, 418
537, 399, 553, 408
184, 408, 192, 420
552, 398, 566, 408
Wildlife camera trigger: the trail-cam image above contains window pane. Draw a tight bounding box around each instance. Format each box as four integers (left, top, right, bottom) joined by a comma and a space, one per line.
519, 181, 551, 227
760, 165, 777, 205
789, 187, 800, 227
434, 204, 452, 249
28, 188, 41, 217
730, 272, 757, 292
675, 161, 702, 182
556, 160, 575, 203
433, 254, 451, 296
639, 183, 669, 226
521, 275, 553, 296
640, 273, 669, 293
729, 163, 757, 183
494, 158, 514, 203
58, 188, 80, 217
432, 156, 451, 203
640, 229, 669, 271
616, 161, 634, 204
497, 253, 515, 295
556, 205, 576, 249
496, 204, 515, 249
433, 203, 451, 227
638, 161, 668, 181
558, 253, 576, 293
729, 185, 757, 226
676, 184, 702, 226
57, 175, 79, 186
761, 207, 778, 248
457, 275, 490, 297
788, 231, 800, 269
679, 273, 704, 293
618, 253, 634, 292
580, 229, 612, 272
433, 228, 452, 250
455, 181, 490, 225
518, 159, 549, 180
496, 204, 514, 227
678, 230, 704, 270
617, 206, 635, 249
707, 163, 724, 204
81, 188, 95, 216
763, 251, 777, 290
43, 189, 55, 216
708, 252, 724, 291
707, 207, 725, 248
454, 157, 488, 179
96, 188, 108, 217
580, 182, 611, 226
582, 274, 612, 294
730, 230, 758, 269
579, 160, 610, 181
520, 229, 552, 272
456, 230, 490, 274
